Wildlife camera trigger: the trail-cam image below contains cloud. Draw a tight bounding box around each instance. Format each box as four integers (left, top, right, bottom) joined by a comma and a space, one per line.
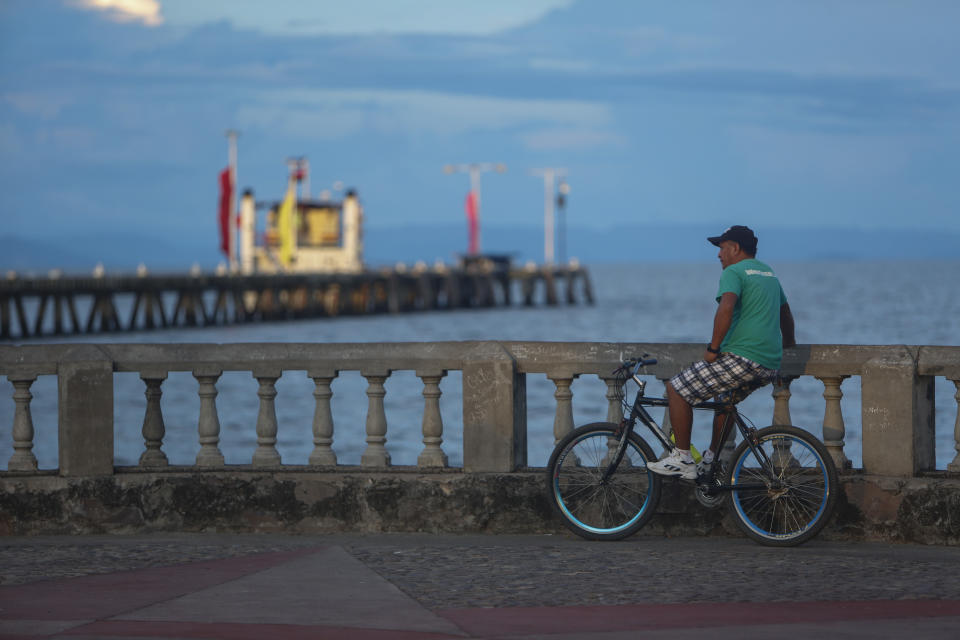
527, 58, 595, 73
35, 125, 98, 150
236, 88, 613, 139
520, 128, 625, 150
2, 92, 73, 119
74, 0, 163, 26
0, 123, 25, 155
158, 0, 574, 36
729, 123, 917, 183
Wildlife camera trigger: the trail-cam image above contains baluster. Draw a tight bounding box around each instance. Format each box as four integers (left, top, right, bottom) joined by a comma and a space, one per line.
361, 371, 391, 467
601, 374, 623, 424
817, 375, 850, 469
600, 374, 628, 467
194, 369, 225, 467
417, 370, 448, 468
772, 376, 794, 426
308, 370, 338, 466
253, 370, 282, 466
771, 376, 797, 468
8, 375, 38, 471
549, 374, 576, 446
948, 378, 960, 473
139, 372, 168, 468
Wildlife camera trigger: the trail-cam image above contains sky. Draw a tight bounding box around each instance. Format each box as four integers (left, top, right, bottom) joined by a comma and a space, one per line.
1, 0, 959, 267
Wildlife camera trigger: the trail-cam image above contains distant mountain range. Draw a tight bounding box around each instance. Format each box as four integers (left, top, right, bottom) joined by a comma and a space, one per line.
2, 224, 958, 275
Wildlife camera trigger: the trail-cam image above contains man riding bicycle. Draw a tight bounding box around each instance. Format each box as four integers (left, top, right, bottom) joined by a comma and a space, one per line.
647, 225, 796, 480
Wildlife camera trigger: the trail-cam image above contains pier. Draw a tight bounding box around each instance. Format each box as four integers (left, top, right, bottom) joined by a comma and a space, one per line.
0, 263, 593, 340
1, 341, 958, 543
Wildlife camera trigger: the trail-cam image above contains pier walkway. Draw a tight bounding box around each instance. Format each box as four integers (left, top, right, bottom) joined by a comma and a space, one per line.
2, 532, 959, 639
0, 264, 593, 340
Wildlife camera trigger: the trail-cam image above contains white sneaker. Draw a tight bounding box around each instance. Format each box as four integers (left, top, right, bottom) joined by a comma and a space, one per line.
647, 450, 697, 480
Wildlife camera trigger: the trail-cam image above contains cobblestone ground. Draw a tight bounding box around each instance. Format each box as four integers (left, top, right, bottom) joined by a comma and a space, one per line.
344, 534, 960, 609
3, 533, 959, 609
0, 535, 317, 586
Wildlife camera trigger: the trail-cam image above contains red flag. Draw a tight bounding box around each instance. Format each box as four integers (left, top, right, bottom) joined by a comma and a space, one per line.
218, 168, 232, 256
465, 190, 478, 255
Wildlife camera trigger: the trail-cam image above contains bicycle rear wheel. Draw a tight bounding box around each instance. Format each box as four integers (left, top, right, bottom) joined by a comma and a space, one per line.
726, 425, 838, 546
547, 422, 662, 541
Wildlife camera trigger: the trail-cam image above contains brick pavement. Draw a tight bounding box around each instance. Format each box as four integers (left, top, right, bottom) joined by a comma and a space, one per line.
1, 533, 959, 639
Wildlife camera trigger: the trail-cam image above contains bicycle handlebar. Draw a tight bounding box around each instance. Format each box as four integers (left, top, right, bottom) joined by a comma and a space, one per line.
615, 354, 658, 375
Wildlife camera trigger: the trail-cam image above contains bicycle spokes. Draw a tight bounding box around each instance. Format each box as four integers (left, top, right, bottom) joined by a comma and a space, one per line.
547, 424, 661, 540
728, 428, 837, 546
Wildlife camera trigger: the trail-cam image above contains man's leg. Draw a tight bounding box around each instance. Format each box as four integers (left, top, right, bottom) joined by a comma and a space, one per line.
666, 382, 693, 450
647, 381, 698, 479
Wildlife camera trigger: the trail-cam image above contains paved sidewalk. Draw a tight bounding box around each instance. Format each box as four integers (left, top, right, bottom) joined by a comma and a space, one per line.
1, 533, 959, 639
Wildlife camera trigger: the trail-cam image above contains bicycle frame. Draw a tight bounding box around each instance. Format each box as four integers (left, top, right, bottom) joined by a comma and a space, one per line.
548, 358, 837, 546
606, 378, 780, 493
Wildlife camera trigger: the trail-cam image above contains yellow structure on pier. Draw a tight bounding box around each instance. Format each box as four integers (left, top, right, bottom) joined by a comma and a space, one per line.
242, 178, 364, 274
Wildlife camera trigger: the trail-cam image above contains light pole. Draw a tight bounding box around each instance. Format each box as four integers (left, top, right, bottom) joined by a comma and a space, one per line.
531, 168, 567, 265
443, 162, 507, 255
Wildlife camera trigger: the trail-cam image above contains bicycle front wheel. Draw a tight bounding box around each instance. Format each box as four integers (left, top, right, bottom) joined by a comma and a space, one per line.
547, 422, 662, 541
726, 425, 839, 546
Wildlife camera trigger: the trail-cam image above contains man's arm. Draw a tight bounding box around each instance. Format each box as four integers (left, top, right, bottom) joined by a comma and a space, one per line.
780, 302, 796, 348
705, 292, 738, 362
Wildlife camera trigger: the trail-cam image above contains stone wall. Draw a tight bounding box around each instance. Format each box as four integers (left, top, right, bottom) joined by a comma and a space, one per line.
2, 471, 959, 545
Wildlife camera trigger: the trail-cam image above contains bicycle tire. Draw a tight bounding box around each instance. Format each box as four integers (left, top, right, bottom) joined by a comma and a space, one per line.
726, 425, 839, 547
546, 422, 662, 541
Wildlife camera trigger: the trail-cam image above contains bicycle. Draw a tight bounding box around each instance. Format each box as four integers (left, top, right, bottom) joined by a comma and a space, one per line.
546, 355, 839, 546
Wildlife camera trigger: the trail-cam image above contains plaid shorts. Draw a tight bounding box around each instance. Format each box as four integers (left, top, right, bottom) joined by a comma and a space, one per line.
669, 353, 776, 406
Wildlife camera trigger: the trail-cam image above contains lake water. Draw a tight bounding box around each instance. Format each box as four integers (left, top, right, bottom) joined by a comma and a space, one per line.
1, 260, 958, 471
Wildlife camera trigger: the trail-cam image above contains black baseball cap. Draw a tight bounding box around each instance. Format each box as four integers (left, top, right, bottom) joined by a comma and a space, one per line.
708, 225, 757, 254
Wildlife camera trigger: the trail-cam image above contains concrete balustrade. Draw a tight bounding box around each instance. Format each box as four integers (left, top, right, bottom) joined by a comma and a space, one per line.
0, 342, 958, 476
1, 342, 959, 542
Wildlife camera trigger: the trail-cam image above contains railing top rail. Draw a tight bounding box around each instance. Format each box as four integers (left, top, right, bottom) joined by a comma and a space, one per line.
1, 342, 957, 378
501, 342, 956, 378
0, 342, 502, 375
0, 344, 62, 376
918, 345, 960, 377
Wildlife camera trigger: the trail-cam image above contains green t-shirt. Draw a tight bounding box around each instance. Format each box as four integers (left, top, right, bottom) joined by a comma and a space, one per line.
716, 258, 787, 370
